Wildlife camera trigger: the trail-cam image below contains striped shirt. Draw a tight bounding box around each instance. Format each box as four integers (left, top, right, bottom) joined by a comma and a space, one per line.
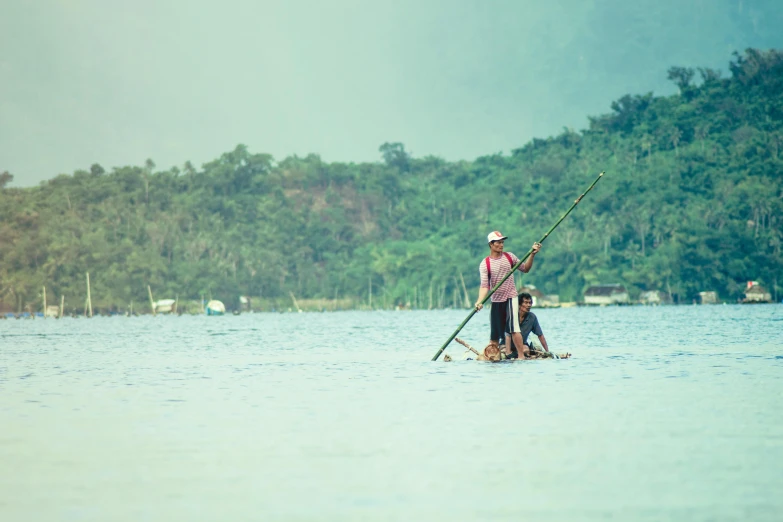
479, 252, 526, 302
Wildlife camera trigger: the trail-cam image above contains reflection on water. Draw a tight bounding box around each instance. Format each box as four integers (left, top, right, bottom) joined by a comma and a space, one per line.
1, 305, 782, 521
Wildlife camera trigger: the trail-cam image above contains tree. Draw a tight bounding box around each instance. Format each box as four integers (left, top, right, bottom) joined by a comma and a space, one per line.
667, 66, 695, 92
0, 171, 13, 189
1, 49, 782, 309
378, 142, 411, 172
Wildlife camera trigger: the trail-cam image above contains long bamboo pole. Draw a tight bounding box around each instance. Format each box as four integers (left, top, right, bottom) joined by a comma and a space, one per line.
431, 171, 605, 361
43, 286, 47, 319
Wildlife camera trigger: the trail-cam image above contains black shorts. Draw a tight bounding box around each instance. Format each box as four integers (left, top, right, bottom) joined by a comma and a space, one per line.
489, 295, 520, 342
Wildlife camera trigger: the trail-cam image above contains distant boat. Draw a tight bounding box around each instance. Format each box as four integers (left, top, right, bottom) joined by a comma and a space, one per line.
206, 300, 226, 316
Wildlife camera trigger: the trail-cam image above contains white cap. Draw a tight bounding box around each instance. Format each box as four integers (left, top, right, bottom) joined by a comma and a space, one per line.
487, 231, 508, 243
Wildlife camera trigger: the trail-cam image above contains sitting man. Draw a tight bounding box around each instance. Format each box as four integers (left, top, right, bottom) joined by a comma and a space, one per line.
506, 292, 549, 359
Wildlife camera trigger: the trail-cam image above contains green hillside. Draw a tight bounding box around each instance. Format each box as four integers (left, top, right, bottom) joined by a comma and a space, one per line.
1, 49, 781, 313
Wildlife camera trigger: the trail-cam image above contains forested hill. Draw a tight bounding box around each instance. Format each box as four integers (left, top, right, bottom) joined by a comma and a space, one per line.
1, 48, 781, 312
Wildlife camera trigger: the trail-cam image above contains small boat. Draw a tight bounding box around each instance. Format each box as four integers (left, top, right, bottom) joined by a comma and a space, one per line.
206, 300, 226, 316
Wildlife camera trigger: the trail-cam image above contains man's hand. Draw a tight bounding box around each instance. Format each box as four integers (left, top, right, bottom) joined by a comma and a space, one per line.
474, 302, 483, 311
531, 242, 542, 254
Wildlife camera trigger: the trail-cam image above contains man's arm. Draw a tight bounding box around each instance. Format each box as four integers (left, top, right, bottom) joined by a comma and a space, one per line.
475, 287, 488, 310
521, 242, 542, 272
476, 260, 489, 310
537, 334, 549, 352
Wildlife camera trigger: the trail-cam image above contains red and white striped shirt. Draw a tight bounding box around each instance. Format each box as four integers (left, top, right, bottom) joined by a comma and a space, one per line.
479, 253, 525, 302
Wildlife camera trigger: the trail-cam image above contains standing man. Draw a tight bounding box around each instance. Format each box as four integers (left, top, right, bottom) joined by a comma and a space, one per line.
475, 231, 541, 358
507, 292, 550, 359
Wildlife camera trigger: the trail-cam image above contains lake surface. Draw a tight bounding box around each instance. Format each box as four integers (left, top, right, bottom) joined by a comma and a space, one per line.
2, 304, 782, 521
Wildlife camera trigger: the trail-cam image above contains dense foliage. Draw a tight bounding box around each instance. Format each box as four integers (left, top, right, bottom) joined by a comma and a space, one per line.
1, 49, 781, 313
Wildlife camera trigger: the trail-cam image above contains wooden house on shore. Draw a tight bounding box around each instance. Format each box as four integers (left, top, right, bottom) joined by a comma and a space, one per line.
639, 290, 672, 305
153, 299, 177, 314
743, 281, 772, 303
583, 284, 630, 305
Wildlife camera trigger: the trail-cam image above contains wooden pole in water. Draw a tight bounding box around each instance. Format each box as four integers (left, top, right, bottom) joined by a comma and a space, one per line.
86, 272, 93, 317
431, 171, 605, 361
455, 337, 481, 357
43, 286, 47, 319
458, 271, 471, 308
148, 285, 156, 316
289, 291, 302, 313
60, 295, 64, 319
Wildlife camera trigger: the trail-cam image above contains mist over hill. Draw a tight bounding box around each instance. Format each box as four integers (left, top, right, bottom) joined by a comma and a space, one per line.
2, 0, 782, 186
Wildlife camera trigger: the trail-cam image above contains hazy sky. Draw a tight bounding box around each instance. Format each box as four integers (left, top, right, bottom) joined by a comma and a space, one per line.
2, 0, 781, 186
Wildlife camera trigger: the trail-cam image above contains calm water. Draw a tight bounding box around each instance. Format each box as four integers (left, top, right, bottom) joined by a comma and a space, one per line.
2, 305, 782, 521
